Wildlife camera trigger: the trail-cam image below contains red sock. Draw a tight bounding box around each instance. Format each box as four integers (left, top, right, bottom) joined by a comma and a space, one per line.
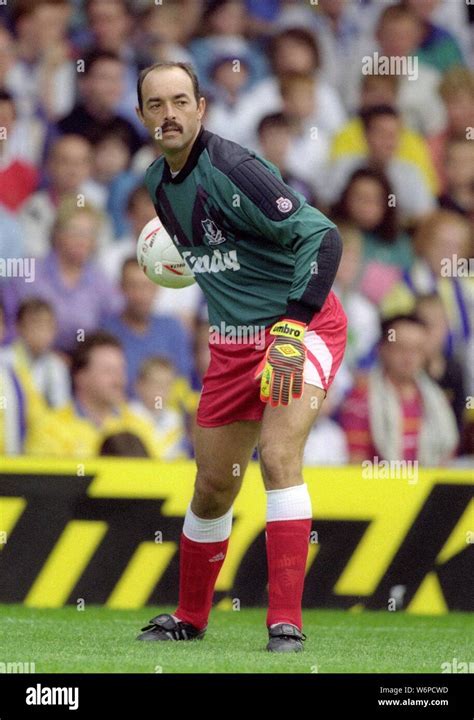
266, 519, 311, 629
174, 533, 228, 630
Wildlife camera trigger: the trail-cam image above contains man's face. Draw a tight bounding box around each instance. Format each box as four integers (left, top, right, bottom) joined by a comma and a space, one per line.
136, 67, 205, 156
78, 346, 126, 407
18, 311, 56, 356
82, 59, 124, 113
378, 18, 422, 57
88, 0, 130, 52
0, 100, 15, 137
121, 263, 157, 319
380, 321, 427, 382
48, 137, 92, 192
366, 116, 400, 164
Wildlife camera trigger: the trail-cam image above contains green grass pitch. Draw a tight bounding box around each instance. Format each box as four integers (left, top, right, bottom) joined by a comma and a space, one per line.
1, 605, 472, 674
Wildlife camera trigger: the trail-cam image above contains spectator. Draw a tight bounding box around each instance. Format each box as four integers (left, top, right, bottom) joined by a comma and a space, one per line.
0, 91, 39, 211
7, 0, 75, 121
99, 431, 150, 457
25, 331, 159, 458
202, 54, 253, 140
331, 73, 439, 195
415, 293, 466, 434
381, 210, 473, 369
322, 105, 435, 223
0, 206, 24, 268
189, 0, 268, 95
102, 257, 193, 396
333, 221, 381, 370
3, 198, 122, 353
98, 183, 156, 282
57, 49, 144, 156
131, 356, 189, 460
340, 314, 459, 465
0, 24, 15, 92
304, 386, 349, 466
0, 301, 46, 455
438, 138, 474, 224
401, 0, 466, 73
212, 26, 346, 148
331, 168, 413, 304
77, 0, 150, 133
0, 298, 70, 408
256, 112, 315, 204
344, 4, 446, 135
19, 134, 113, 258
310, 0, 367, 102
277, 72, 330, 197
136, 0, 197, 67
90, 128, 141, 237
428, 67, 474, 189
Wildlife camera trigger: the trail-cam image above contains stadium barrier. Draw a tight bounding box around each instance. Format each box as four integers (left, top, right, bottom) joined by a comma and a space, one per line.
0, 458, 472, 613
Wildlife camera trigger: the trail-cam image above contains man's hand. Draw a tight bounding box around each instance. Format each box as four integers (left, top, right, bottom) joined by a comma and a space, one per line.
255, 320, 307, 407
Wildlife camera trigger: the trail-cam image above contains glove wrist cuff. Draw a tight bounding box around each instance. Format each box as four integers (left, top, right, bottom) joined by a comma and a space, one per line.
270, 319, 307, 341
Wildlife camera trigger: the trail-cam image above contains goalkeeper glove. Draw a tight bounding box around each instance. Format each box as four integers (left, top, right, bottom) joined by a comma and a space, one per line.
255, 319, 307, 407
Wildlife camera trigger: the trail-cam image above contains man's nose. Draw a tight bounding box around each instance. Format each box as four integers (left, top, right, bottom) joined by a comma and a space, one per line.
163, 103, 176, 119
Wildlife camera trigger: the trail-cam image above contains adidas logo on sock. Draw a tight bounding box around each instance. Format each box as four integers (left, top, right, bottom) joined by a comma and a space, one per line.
209, 552, 225, 563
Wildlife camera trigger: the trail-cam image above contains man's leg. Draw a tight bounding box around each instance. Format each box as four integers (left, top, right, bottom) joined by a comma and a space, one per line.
175, 420, 260, 630
258, 384, 325, 635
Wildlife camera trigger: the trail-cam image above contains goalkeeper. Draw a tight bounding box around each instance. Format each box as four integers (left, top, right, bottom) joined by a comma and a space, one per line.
135, 62, 347, 652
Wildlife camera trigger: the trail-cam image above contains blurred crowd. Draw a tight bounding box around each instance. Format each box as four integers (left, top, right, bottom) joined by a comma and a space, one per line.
0, 0, 473, 465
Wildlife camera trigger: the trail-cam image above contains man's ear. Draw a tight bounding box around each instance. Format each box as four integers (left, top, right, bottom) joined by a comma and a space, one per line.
197, 96, 206, 121
135, 106, 145, 125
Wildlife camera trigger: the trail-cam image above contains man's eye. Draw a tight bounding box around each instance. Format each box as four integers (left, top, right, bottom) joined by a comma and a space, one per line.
177, 100, 186, 106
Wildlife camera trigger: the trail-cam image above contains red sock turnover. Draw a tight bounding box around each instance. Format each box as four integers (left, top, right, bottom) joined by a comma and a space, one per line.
174, 506, 232, 630
265, 484, 312, 630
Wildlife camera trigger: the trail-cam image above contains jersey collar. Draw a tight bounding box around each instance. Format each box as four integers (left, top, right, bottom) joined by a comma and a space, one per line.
162, 125, 208, 184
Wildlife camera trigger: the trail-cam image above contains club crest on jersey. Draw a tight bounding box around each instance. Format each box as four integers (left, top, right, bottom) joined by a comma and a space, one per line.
201, 218, 227, 246
276, 196, 293, 213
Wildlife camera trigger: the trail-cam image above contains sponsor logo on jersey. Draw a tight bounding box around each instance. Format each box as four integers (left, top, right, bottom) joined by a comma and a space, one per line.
181, 248, 240, 274
276, 196, 293, 213
201, 218, 227, 245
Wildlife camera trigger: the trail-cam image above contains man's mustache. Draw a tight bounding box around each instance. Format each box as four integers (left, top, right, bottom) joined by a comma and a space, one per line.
162, 123, 182, 133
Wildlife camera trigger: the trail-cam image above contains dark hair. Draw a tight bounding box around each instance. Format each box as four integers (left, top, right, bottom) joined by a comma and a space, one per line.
269, 28, 320, 73
377, 4, 421, 31
257, 112, 291, 136
331, 167, 399, 243
11, 0, 68, 25
99, 431, 150, 458
85, 0, 131, 14
70, 331, 122, 380
137, 62, 201, 112
83, 49, 122, 76
379, 313, 426, 343
16, 297, 54, 324
0, 89, 14, 105
360, 104, 399, 133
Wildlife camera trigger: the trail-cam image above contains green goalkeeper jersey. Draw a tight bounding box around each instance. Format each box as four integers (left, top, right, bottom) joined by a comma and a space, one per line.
144, 126, 342, 330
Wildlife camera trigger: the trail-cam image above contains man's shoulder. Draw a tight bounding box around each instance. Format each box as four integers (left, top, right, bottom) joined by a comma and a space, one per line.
203, 130, 255, 175
145, 155, 165, 184
204, 130, 302, 218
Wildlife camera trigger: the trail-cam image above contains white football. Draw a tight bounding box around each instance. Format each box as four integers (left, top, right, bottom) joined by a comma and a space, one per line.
136, 217, 195, 289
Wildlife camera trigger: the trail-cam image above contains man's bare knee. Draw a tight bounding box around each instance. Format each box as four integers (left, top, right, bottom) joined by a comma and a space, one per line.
191, 473, 237, 518
258, 440, 303, 489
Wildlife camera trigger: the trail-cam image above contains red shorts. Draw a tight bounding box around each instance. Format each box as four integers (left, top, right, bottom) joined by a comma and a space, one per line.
197, 291, 348, 427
